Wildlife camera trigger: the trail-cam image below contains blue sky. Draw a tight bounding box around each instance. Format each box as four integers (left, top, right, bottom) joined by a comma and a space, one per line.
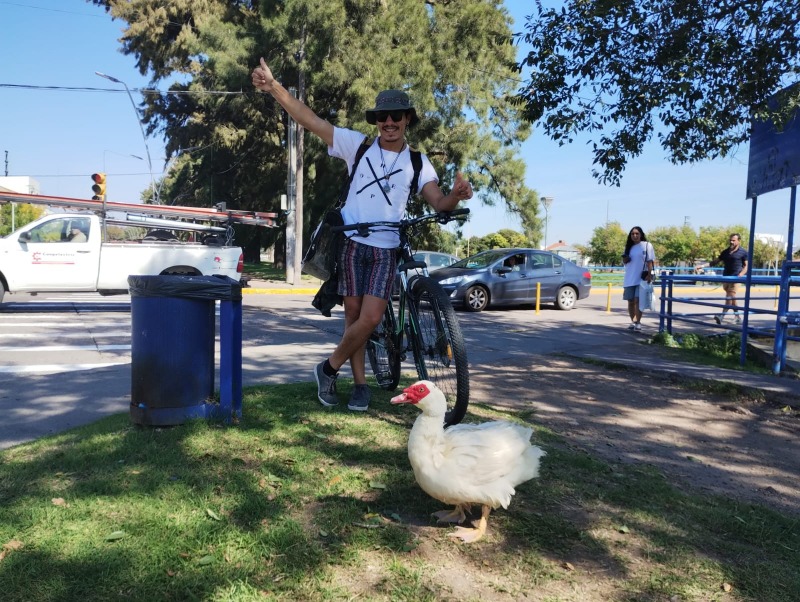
0, 0, 792, 246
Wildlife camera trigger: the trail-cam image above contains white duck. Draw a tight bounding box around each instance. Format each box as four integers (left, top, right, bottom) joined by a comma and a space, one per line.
391, 380, 545, 543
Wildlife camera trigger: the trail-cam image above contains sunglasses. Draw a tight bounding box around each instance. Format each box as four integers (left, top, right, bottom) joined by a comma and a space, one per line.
375, 110, 407, 123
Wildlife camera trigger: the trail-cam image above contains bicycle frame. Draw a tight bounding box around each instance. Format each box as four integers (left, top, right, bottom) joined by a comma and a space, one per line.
390, 246, 429, 370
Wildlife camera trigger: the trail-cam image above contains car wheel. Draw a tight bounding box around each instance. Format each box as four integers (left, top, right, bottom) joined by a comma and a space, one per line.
464, 285, 489, 312
555, 285, 577, 310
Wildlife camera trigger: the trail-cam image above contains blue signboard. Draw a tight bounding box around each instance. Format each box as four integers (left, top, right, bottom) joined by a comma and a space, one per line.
747, 85, 800, 198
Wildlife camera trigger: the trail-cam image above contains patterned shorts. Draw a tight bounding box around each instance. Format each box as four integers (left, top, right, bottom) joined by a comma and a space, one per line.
337, 238, 398, 300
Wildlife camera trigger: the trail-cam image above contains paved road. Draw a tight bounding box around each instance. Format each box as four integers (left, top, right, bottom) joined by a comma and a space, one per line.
0, 285, 791, 450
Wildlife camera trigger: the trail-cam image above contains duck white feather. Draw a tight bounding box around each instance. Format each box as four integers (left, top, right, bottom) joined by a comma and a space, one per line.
392, 380, 546, 543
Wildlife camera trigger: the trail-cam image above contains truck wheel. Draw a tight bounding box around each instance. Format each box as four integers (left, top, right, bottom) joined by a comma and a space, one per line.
161, 267, 201, 276
0, 281, 5, 304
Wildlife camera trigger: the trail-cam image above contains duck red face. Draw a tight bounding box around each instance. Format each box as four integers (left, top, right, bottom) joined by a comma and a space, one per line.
390, 382, 430, 405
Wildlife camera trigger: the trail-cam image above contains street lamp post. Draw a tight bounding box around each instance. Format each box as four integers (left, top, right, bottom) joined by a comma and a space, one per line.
541, 196, 554, 250
103, 150, 144, 172
95, 72, 156, 203
102, 150, 144, 202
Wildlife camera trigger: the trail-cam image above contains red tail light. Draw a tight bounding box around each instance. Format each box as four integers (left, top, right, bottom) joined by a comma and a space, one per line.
583, 271, 592, 281
237, 253, 244, 273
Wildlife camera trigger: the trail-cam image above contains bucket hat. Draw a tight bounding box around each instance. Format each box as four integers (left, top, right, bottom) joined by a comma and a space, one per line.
365, 89, 419, 126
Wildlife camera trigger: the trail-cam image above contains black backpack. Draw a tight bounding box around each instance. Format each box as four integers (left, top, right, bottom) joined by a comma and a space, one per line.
340, 137, 423, 206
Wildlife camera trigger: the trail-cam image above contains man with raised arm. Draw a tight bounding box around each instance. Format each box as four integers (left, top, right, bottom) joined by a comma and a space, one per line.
252, 58, 473, 411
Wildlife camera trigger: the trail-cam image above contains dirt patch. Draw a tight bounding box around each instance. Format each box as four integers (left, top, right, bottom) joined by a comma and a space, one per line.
470, 355, 800, 517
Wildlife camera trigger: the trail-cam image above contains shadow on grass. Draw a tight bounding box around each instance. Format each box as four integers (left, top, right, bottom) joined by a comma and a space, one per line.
1, 380, 799, 601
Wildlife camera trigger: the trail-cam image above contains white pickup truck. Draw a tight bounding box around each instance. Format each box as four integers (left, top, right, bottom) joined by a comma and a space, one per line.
0, 213, 243, 303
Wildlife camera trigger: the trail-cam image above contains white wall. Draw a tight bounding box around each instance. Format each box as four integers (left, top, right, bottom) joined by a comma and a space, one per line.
0, 176, 40, 194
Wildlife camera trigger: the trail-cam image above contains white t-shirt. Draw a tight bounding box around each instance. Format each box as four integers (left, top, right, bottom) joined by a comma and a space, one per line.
329, 127, 438, 248
623, 241, 655, 287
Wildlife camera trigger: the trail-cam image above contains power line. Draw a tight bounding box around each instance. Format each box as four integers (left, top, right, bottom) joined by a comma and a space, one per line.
21, 172, 153, 178
0, 83, 244, 96
0, 1, 104, 18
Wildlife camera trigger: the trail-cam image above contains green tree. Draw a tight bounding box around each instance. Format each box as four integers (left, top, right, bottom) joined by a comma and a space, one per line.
752, 238, 784, 271
587, 221, 626, 266
698, 225, 749, 262
479, 232, 513, 251
459, 234, 482, 257
89, 0, 541, 248
494, 228, 528, 248
0, 203, 45, 236
649, 225, 696, 266
516, 1, 800, 184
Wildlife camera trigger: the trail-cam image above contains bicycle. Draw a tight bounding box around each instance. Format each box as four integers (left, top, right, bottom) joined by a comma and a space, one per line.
333, 209, 470, 426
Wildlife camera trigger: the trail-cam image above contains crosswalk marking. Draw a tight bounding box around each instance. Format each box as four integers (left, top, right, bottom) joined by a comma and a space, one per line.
0, 362, 130, 374
0, 344, 131, 352
0, 332, 130, 339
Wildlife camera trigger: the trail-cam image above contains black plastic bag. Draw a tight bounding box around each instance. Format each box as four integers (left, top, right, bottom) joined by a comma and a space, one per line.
302, 209, 344, 281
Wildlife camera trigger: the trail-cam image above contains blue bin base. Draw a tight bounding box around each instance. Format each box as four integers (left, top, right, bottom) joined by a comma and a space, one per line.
129, 402, 238, 426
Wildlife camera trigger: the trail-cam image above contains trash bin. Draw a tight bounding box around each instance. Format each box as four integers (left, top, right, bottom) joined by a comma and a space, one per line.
128, 275, 242, 426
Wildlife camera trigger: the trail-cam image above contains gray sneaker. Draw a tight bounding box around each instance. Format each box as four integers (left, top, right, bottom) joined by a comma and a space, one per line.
314, 361, 339, 407
348, 384, 371, 412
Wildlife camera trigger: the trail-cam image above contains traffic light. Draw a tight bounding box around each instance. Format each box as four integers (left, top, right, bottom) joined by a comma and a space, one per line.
91, 172, 107, 201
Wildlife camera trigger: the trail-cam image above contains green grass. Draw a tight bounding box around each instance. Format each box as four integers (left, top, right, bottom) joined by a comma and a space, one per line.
242, 262, 319, 284
588, 271, 625, 287
650, 331, 777, 376
2, 380, 798, 601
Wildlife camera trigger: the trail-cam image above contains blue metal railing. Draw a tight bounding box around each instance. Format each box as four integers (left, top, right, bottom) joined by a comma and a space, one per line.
656, 264, 800, 374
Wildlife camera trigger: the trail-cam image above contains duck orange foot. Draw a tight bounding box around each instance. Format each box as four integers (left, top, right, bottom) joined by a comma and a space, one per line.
432, 503, 471, 524
447, 505, 491, 544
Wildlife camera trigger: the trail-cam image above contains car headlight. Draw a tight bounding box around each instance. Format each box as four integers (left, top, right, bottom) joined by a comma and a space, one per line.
438, 276, 464, 285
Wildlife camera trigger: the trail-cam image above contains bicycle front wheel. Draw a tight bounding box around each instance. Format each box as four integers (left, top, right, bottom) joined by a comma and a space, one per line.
367, 302, 401, 390
408, 277, 469, 426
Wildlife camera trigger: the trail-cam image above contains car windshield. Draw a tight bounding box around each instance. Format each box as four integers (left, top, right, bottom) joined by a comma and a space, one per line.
451, 250, 510, 269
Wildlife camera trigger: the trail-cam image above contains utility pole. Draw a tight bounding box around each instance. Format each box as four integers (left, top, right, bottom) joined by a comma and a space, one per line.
294, 34, 306, 286
541, 196, 554, 250
5, 150, 14, 231
286, 87, 298, 284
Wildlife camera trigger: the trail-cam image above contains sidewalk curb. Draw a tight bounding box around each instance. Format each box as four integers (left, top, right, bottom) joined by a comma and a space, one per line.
564, 347, 800, 403
243, 288, 318, 295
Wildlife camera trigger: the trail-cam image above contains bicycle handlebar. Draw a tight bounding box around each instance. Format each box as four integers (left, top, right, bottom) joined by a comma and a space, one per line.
331, 208, 470, 235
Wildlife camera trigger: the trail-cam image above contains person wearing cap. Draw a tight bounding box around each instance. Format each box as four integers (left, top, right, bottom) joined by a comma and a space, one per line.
68, 226, 87, 243
252, 58, 473, 412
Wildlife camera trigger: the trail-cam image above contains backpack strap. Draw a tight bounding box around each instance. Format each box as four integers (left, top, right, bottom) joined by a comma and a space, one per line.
408, 149, 422, 200
338, 138, 423, 205
336, 137, 372, 208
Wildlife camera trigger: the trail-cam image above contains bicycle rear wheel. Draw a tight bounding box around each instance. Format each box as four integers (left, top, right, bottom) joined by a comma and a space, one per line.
408, 277, 469, 426
367, 302, 401, 390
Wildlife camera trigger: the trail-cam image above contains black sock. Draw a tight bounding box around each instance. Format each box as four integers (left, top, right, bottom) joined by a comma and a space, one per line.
322, 360, 337, 377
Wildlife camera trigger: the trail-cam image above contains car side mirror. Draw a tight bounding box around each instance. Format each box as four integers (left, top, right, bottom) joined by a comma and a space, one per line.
18, 231, 31, 242
497, 266, 512, 275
